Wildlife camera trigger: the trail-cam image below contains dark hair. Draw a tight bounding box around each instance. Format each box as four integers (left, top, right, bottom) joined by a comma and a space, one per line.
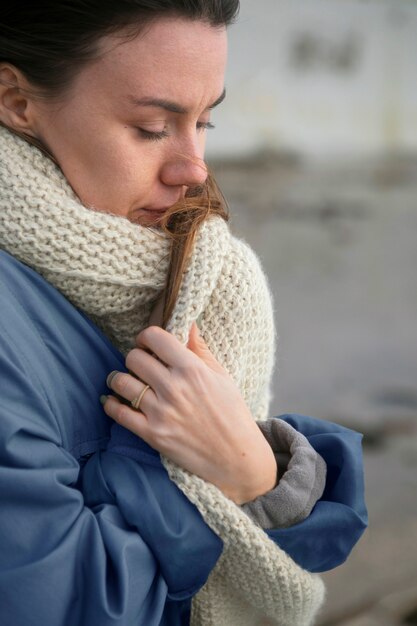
0, 0, 239, 326
0, 1, 239, 95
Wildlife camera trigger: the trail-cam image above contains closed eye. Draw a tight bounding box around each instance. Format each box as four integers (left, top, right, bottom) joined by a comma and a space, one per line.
139, 128, 170, 142
138, 121, 216, 142
197, 121, 216, 131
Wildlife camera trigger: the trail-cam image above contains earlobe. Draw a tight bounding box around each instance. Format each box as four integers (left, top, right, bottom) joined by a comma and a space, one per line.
0, 65, 37, 135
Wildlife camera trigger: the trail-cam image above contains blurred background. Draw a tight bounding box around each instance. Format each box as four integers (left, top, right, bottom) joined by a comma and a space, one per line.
207, 1, 417, 624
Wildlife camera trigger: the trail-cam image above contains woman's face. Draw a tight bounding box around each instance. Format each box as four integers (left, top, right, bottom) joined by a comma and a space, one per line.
30, 18, 227, 225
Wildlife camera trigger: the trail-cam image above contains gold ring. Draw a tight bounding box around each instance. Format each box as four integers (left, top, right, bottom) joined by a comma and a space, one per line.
131, 384, 151, 411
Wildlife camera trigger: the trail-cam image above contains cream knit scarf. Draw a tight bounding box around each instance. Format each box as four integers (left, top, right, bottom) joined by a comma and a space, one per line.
0, 126, 325, 626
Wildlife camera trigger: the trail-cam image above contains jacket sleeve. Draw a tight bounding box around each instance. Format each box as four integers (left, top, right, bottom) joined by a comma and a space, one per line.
241, 418, 327, 529
264, 414, 368, 573
107, 413, 367, 576
0, 330, 222, 626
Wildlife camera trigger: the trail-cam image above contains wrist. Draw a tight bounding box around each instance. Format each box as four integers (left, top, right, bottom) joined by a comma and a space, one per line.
230, 445, 278, 505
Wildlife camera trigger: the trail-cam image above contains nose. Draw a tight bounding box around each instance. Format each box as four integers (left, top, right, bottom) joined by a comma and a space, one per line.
160, 146, 208, 189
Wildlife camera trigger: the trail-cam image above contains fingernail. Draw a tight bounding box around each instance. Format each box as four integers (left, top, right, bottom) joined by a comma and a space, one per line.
106, 370, 119, 388
100, 395, 109, 406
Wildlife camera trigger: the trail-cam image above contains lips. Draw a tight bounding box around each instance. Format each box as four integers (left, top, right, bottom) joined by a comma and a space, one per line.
133, 206, 169, 226
140, 207, 169, 221
142, 206, 170, 213
134, 194, 184, 224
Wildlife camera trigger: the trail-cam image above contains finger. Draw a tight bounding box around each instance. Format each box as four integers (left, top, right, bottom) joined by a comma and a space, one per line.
107, 371, 156, 413
136, 326, 195, 369
187, 323, 225, 374
125, 348, 168, 391
101, 394, 151, 440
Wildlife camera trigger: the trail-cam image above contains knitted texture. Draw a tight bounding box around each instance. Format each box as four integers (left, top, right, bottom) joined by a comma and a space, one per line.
0, 126, 325, 626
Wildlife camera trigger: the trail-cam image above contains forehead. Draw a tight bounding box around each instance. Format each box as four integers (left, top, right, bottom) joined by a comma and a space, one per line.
88, 17, 228, 111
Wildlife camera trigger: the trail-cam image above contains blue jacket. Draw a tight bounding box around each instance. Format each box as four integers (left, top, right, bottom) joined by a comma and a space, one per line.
0, 250, 367, 625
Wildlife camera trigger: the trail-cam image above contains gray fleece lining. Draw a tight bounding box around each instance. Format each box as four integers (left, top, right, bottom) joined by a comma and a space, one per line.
241, 418, 327, 530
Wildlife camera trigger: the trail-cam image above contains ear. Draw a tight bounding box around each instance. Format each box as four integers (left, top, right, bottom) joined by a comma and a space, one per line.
0, 64, 38, 136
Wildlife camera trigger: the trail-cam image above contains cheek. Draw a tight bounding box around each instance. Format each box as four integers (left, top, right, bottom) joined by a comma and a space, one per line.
51, 120, 158, 212
84, 128, 159, 187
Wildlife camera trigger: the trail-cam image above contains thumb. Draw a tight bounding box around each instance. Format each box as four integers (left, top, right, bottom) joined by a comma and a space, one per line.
187, 322, 224, 373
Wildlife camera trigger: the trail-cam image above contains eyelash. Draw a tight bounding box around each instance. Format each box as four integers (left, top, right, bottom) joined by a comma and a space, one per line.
139, 121, 215, 142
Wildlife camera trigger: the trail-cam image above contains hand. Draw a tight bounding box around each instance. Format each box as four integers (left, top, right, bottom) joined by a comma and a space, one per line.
102, 324, 278, 504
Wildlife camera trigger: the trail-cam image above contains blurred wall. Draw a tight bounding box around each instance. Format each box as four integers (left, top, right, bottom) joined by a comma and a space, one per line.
206, 0, 417, 159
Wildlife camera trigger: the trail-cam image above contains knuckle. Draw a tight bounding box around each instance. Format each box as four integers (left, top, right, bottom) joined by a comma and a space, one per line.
178, 360, 192, 375
179, 361, 204, 388
152, 422, 173, 452
113, 372, 131, 395
141, 325, 163, 343
125, 349, 140, 371
161, 379, 180, 405
117, 404, 132, 423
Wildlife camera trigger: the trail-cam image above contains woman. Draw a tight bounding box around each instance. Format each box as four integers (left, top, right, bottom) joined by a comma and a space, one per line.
0, 2, 367, 625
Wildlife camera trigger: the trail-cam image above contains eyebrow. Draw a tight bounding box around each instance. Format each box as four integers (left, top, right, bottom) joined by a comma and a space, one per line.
128, 88, 226, 114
